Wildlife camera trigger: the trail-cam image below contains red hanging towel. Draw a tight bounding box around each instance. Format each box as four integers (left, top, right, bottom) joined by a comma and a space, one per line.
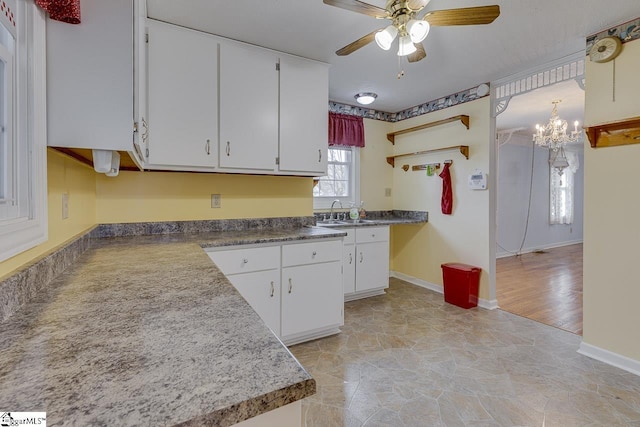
439, 162, 453, 215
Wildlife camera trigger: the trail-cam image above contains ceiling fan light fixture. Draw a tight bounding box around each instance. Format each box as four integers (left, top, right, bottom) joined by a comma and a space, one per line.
355, 92, 377, 105
375, 25, 398, 51
397, 34, 417, 56
407, 19, 430, 43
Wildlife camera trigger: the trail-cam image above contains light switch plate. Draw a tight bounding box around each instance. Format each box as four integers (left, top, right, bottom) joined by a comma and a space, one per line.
62, 193, 69, 219
211, 194, 221, 208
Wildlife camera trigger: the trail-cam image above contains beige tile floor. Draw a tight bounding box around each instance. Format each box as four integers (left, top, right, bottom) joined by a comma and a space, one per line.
290, 278, 640, 427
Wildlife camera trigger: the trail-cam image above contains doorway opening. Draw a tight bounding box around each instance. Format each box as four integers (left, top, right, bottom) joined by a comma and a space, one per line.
494, 64, 585, 335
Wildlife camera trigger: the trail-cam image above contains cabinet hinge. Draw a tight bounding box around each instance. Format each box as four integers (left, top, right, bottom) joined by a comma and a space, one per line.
275, 62, 280, 71
145, 33, 149, 43
133, 121, 139, 133
275, 157, 279, 165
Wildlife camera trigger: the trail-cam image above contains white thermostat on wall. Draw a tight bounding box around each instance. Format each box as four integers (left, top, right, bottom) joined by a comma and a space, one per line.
468, 170, 487, 190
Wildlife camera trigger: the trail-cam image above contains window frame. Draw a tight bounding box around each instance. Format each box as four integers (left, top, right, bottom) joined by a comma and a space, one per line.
0, 1, 47, 262
313, 146, 360, 210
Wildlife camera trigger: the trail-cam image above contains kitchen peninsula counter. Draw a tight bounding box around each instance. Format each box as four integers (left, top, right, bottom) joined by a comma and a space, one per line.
0, 225, 346, 426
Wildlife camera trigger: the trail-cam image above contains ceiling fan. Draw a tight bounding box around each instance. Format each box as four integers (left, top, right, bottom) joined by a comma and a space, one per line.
324, 0, 500, 63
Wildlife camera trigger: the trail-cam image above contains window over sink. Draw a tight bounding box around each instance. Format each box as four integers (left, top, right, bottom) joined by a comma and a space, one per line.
0, 1, 47, 262
313, 146, 360, 210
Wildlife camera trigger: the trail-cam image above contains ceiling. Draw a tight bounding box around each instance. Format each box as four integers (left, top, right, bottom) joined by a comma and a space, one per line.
146, 0, 640, 115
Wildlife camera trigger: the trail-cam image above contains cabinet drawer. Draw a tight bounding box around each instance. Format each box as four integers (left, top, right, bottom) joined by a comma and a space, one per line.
282, 240, 342, 267
207, 246, 280, 275
342, 228, 355, 244
355, 226, 389, 244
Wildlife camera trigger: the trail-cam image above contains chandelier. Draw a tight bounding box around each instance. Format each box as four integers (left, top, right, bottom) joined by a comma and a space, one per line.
533, 100, 581, 150
533, 100, 581, 176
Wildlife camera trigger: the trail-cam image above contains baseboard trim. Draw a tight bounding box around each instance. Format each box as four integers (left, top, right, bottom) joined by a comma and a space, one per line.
578, 342, 640, 377
390, 271, 498, 310
496, 239, 583, 259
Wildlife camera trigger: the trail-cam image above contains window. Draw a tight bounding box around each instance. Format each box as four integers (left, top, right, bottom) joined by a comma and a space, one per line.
549, 167, 574, 225
313, 146, 359, 209
0, 1, 47, 262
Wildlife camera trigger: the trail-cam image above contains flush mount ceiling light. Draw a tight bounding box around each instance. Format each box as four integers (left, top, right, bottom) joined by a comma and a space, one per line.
325, 0, 500, 63
354, 92, 378, 105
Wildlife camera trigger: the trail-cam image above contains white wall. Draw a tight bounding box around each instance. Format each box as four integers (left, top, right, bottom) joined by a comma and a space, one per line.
497, 134, 584, 256
582, 37, 640, 363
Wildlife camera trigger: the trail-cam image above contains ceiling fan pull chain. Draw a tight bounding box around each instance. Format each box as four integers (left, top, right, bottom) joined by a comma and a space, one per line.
397, 56, 405, 79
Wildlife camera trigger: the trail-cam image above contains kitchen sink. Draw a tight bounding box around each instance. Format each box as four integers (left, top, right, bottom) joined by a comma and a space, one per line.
316, 219, 378, 227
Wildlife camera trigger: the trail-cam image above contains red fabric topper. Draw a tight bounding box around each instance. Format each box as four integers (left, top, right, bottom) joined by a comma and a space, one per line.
328, 112, 365, 147
35, 0, 80, 24
439, 162, 453, 215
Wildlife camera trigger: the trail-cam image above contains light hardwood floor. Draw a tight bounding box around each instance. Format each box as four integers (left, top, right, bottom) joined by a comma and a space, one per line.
496, 243, 583, 335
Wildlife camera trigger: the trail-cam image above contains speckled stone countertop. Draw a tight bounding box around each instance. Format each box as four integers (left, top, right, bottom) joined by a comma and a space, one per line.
0, 226, 346, 426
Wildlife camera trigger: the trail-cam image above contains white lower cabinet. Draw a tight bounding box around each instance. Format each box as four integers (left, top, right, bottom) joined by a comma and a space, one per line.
206, 238, 343, 345
227, 269, 281, 336
343, 226, 391, 301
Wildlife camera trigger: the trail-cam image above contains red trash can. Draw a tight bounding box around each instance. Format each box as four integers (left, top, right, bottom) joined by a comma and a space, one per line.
441, 263, 481, 309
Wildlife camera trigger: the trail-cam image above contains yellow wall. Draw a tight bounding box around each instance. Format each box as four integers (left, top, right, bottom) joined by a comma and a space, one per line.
583, 38, 640, 361
359, 118, 394, 211
0, 149, 97, 278
390, 98, 493, 300
95, 171, 313, 223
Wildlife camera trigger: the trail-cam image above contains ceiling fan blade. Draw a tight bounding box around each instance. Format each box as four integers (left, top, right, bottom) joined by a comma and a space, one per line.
407, 43, 426, 63
323, 0, 390, 19
408, 0, 430, 12
336, 30, 378, 56
423, 5, 500, 26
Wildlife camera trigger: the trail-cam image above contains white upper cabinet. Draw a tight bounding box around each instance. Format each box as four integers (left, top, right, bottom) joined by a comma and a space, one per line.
219, 41, 279, 172
146, 20, 218, 169
279, 55, 329, 175
46, 0, 133, 151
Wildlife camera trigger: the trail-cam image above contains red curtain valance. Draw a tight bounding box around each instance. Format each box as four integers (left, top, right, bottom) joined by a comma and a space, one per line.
329, 112, 365, 148
35, 0, 81, 24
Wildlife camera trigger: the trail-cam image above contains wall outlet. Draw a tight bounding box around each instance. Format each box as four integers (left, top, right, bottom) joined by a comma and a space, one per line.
62, 193, 69, 219
211, 194, 221, 208
385, 188, 392, 197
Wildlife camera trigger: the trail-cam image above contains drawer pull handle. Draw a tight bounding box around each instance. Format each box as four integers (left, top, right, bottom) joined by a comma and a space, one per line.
226, 141, 231, 156
372, 234, 376, 238
242, 258, 248, 264
349, 253, 352, 264
318, 149, 322, 162
312, 251, 317, 257
205, 139, 211, 155
270, 281, 275, 297
360, 252, 363, 263
288, 278, 293, 294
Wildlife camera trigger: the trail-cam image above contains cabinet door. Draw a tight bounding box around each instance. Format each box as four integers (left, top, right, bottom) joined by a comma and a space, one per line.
131, 0, 147, 168
281, 262, 342, 338
46, 0, 133, 151
279, 55, 329, 175
219, 42, 278, 171
356, 241, 390, 293
147, 20, 218, 168
343, 244, 356, 295
227, 270, 281, 337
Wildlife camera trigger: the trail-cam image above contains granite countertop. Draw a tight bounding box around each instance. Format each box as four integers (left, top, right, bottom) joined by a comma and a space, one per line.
0, 226, 346, 426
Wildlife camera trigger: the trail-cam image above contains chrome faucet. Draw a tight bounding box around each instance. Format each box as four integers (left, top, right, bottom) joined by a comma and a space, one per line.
329, 199, 343, 220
